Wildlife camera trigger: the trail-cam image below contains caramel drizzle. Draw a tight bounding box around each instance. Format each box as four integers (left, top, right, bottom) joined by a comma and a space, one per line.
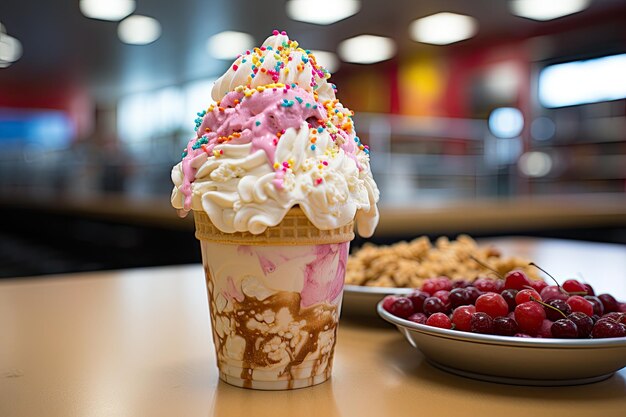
204, 265, 338, 388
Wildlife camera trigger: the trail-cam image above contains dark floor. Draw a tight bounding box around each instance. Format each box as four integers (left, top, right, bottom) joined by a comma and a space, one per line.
1, 206, 625, 279
0, 207, 199, 278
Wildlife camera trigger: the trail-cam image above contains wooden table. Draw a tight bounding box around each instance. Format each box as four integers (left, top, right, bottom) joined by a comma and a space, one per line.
1, 238, 625, 417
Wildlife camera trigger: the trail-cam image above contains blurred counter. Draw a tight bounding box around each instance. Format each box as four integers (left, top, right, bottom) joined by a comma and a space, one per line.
2, 190, 626, 237
1, 190, 625, 278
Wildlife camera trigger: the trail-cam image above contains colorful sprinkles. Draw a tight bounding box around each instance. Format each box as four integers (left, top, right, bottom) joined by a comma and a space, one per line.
225, 29, 331, 90
181, 30, 371, 190
194, 110, 206, 131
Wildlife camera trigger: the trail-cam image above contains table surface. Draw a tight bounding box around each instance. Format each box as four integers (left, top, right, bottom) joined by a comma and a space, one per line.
1, 237, 625, 417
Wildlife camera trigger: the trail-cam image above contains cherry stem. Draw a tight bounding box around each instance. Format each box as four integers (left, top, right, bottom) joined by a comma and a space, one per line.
470, 256, 504, 279
530, 296, 568, 319
529, 262, 559, 286
528, 262, 583, 297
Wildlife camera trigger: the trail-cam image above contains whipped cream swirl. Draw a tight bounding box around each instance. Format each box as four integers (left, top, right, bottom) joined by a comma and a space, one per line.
171, 31, 379, 237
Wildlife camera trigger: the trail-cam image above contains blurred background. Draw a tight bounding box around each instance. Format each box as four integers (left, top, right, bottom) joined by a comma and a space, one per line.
1, 0, 625, 278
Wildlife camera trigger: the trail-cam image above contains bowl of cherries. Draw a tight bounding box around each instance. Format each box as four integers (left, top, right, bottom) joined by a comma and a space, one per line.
377, 266, 626, 386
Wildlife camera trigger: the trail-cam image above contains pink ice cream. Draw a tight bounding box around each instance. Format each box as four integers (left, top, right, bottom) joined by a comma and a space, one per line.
171, 31, 379, 237
300, 243, 348, 308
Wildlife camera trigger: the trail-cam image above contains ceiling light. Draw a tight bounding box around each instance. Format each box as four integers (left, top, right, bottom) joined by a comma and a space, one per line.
409, 12, 477, 45
509, 0, 590, 21
118, 15, 161, 45
309, 50, 339, 73
286, 0, 360, 25
538, 54, 626, 108
338, 35, 396, 64
80, 0, 135, 21
519, 152, 552, 177
0, 24, 22, 68
489, 107, 524, 139
484, 62, 522, 101
0, 35, 22, 62
207, 31, 255, 60
531, 117, 556, 141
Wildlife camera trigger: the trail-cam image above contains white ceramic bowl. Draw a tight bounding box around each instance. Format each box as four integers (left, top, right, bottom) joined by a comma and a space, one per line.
343, 285, 413, 317
377, 301, 626, 386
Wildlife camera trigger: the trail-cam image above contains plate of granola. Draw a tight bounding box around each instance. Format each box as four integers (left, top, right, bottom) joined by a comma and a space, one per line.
342, 235, 539, 317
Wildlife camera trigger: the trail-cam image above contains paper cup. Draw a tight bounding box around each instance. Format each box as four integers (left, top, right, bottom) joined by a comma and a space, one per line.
194, 208, 354, 390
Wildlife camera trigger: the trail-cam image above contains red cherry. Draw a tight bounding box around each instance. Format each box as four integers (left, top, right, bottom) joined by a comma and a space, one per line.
584, 295, 604, 316
562, 279, 587, 295
451, 305, 476, 331
473, 278, 499, 293
421, 277, 453, 295
501, 289, 518, 312
493, 316, 518, 336
602, 312, 626, 324
537, 319, 554, 338
406, 290, 429, 313
470, 312, 494, 334
425, 312, 452, 329
452, 279, 472, 289
475, 292, 509, 318
515, 288, 542, 305
386, 297, 414, 318
598, 294, 619, 313
540, 285, 568, 302
529, 280, 548, 293
423, 297, 447, 316
551, 319, 578, 338
432, 290, 451, 310
421, 279, 437, 296
504, 270, 532, 291
568, 312, 594, 338
544, 299, 572, 321
439, 277, 454, 291
583, 283, 595, 296
592, 318, 626, 338
449, 288, 470, 308
465, 286, 482, 304
515, 301, 546, 334
382, 295, 399, 311
407, 312, 427, 324
566, 295, 594, 317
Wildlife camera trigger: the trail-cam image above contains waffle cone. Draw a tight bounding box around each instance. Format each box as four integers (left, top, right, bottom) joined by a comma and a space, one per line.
194, 207, 355, 246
